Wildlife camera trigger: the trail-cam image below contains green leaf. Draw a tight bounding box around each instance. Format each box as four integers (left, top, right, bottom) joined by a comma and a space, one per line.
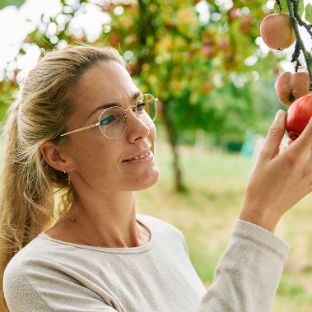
298, 0, 304, 18
305, 3, 312, 23
274, 0, 287, 13
0, 0, 25, 10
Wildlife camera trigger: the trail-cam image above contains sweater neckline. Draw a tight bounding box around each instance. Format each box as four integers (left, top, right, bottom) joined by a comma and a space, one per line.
38, 215, 154, 254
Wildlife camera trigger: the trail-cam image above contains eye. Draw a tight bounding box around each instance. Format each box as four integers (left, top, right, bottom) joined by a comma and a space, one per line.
135, 102, 146, 112
100, 115, 115, 126
99, 107, 125, 128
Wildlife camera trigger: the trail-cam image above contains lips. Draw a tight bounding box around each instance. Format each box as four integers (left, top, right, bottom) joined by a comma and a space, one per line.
123, 149, 152, 162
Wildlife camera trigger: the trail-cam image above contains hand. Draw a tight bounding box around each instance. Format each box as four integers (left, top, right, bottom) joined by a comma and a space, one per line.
240, 109, 312, 232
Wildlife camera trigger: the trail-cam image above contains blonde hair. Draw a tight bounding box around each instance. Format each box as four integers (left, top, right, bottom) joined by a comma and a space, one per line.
0, 44, 126, 311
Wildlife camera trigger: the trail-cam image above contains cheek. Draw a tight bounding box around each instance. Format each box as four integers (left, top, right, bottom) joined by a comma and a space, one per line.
69, 136, 119, 176
149, 123, 157, 143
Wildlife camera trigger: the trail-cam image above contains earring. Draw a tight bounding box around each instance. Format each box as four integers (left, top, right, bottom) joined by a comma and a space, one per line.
63, 170, 71, 185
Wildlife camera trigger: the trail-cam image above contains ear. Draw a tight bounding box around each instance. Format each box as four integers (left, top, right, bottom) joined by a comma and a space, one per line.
40, 141, 74, 172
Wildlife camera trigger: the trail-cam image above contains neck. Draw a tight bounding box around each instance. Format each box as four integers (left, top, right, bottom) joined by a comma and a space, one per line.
57, 190, 149, 248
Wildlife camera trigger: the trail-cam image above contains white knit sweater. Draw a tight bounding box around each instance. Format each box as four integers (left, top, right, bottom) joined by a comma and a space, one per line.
3, 215, 289, 312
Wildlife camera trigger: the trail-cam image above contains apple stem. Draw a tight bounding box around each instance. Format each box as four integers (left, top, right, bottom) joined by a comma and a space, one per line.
295, 60, 300, 72
286, 0, 312, 89
276, 0, 283, 13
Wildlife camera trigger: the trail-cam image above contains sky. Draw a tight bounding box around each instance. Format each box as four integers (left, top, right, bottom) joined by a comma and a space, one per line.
0, 0, 311, 82
0, 0, 113, 82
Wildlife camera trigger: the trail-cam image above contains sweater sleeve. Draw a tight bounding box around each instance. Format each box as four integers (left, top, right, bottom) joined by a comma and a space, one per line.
3, 258, 119, 312
197, 219, 289, 312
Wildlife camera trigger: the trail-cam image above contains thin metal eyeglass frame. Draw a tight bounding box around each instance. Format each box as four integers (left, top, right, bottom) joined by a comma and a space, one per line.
59, 95, 158, 138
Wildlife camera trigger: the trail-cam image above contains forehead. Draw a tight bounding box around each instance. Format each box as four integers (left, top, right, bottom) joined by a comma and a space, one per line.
70, 60, 138, 115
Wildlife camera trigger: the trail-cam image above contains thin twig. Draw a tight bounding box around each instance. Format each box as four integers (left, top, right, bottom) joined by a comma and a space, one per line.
286, 0, 312, 88
276, 0, 283, 13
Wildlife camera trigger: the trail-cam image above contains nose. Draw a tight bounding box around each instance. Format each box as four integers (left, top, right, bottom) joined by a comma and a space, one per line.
126, 109, 151, 143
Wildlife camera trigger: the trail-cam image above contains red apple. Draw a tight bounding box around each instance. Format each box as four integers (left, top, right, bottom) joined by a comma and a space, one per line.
286, 94, 312, 140
275, 71, 310, 106
260, 13, 296, 49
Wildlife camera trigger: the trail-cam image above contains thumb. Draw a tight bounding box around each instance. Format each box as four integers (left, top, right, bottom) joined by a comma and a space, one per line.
259, 110, 286, 160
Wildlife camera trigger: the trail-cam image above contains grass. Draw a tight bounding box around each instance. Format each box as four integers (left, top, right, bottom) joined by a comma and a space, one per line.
136, 139, 312, 311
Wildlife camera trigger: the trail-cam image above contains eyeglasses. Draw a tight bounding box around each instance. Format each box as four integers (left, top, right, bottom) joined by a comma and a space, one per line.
59, 93, 158, 139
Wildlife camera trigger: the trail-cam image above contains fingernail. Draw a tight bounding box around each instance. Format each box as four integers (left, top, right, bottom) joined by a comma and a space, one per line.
274, 110, 284, 122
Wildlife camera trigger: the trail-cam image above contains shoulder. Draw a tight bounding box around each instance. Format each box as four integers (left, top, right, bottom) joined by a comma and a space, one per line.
137, 213, 184, 236
4, 236, 51, 276
3, 236, 120, 311
137, 214, 188, 251
3, 234, 77, 292
3, 236, 63, 311
5, 236, 50, 273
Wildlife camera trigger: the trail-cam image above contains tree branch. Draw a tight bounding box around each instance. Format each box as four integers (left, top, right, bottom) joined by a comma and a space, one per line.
286, 0, 312, 89
292, 0, 312, 37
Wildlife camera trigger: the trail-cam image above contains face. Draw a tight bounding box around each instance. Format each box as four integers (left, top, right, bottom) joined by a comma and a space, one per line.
61, 60, 160, 192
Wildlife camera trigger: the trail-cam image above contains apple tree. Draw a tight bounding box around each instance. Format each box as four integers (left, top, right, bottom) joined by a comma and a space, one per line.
0, 0, 284, 191
260, 0, 312, 141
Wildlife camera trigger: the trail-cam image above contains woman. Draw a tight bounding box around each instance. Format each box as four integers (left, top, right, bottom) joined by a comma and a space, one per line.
1, 44, 312, 312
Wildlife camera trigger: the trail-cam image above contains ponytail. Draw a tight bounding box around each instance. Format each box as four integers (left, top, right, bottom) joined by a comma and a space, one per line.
0, 44, 126, 311
0, 103, 54, 311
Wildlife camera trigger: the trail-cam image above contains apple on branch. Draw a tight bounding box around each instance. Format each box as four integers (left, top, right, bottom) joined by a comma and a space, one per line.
286, 94, 312, 141
260, 13, 296, 49
275, 71, 310, 106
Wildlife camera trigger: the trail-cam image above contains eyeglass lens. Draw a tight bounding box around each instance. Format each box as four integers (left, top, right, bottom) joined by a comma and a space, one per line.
98, 94, 157, 139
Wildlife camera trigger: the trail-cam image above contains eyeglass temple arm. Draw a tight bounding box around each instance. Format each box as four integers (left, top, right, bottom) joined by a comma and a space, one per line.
60, 122, 100, 137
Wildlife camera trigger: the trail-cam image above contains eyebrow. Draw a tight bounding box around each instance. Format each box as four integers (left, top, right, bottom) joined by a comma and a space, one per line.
87, 91, 142, 120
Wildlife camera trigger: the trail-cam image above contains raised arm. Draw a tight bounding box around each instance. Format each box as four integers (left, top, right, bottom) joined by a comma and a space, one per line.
240, 110, 312, 231
197, 110, 312, 312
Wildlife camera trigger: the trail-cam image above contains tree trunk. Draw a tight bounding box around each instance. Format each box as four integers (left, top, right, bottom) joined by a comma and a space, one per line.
137, 0, 186, 192
162, 101, 187, 192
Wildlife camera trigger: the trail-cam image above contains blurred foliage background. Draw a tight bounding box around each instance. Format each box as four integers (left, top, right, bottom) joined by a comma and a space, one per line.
1, 0, 312, 310
0, 0, 286, 190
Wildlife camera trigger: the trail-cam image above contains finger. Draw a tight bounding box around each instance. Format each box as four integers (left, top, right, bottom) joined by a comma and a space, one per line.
289, 116, 312, 154
259, 110, 286, 160
288, 138, 294, 145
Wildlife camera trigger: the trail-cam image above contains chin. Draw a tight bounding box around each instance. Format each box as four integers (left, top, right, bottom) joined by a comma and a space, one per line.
140, 169, 160, 190
126, 167, 160, 191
